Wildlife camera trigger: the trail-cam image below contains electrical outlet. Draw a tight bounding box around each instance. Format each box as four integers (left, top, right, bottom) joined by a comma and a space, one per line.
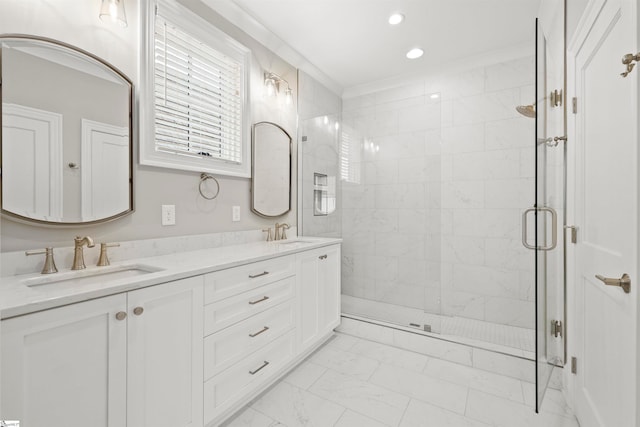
161, 204, 176, 226
232, 205, 241, 222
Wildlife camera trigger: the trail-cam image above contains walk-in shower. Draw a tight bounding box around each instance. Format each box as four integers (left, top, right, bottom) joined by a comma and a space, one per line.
297, 1, 567, 414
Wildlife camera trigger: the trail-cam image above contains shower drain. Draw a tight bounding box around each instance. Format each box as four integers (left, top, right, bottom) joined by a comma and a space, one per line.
409, 323, 432, 332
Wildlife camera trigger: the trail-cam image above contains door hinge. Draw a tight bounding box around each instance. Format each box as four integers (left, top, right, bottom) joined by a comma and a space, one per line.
565, 225, 578, 243
571, 356, 578, 374
572, 97, 578, 114
551, 319, 563, 338
550, 89, 563, 107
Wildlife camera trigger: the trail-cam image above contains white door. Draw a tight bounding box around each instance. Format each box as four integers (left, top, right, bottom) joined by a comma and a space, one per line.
2, 104, 63, 221
572, 0, 638, 425
127, 277, 204, 427
0, 295, 127, 427
81, 119, 129, 221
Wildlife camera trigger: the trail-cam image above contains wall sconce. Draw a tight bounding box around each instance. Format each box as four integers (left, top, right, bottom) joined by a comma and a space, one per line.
100, 0, 127, 27
264, 72, 294, 105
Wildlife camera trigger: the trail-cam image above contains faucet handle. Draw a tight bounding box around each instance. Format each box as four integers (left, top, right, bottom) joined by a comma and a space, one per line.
280, 223, 290, 240
97, 243, 120, 267
262, 228, 274, 242
25, 247, 58, 274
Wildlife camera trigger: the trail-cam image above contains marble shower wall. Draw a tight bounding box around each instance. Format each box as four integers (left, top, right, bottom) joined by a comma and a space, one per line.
341, 55, 535, 329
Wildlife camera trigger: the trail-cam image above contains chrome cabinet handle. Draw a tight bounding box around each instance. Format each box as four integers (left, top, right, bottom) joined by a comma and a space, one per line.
521, 206, 558, 251
115, 311, 127, 321
249, 326, 270, 337
249, 271, 269, 279
318, 254, 328, 260
249, 296, 269, 305
133, 307, 144, 316
249, 361, 269, 375
595, 273, 631, 294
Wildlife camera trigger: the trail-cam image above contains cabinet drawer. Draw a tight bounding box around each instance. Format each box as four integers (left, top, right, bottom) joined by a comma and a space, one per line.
204, 277, 294, 335
204, 301, 294, 380
204, 255, 294, 304
204, 331, 294, 423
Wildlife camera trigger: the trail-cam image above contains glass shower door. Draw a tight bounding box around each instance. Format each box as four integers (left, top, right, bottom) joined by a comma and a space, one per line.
532, 5, 566, 413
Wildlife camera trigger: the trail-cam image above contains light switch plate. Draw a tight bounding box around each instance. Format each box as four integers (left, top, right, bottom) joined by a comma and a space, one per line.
162, 204, 176, 226
232, 205, 241, 222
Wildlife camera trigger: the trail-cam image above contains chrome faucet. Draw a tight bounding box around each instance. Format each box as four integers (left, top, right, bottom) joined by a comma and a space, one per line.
72, 236, 95, 270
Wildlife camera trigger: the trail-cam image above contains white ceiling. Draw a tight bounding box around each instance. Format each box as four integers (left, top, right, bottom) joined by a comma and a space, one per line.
214, 0, 540, 94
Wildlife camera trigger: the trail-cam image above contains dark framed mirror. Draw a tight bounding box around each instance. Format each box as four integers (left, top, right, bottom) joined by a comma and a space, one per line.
0, 34, 134, 226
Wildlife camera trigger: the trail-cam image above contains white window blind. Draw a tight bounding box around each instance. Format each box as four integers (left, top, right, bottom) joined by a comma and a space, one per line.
154, 13, 243, 164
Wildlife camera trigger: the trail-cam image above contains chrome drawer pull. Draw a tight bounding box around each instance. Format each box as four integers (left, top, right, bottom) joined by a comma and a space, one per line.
249, 271, 269, 279
249, 296, 270, 305
318, 254, 328, 260
249, 326, 270, 337
249, 360, 269, 375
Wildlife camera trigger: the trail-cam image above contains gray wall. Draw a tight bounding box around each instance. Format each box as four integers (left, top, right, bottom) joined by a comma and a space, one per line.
1, 0, 299, 252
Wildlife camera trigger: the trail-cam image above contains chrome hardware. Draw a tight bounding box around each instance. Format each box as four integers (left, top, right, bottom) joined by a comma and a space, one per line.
97, 242, 120, 266
551, 320, 563, 338
72, 236, 95, 270
25, 247, 58, 274
621, 52, 640, 77
565, 225, 578, 244
262, 228, 273, 242
249, 271, 269, 279
249, 360, 270, 375
68, 162, 80, 169
133, 307, 144, 316
198, 173, 220, 200
522, 206, 558, 251
318, 254, 328, 260
115, 311, 127, 321
249, 326, 270, 338
248, 296, 269, 305
595, 273, 631, 294
550, 89, 563, 107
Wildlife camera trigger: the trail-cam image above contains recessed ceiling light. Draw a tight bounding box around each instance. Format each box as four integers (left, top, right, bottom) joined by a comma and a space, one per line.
388, 13, 404, 25
406, 48, 424, 59
430, 93, 440, 99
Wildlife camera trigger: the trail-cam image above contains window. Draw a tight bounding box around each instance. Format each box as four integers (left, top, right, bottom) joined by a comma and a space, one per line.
141, 0, 251, 177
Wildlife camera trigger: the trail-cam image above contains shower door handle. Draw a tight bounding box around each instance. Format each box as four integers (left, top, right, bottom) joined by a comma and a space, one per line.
522, 206, 558, 251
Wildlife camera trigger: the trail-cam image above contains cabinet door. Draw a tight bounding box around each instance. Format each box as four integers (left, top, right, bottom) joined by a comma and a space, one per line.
318, 245, 341, 334
127, 276, 203, 427
297, 244, 341, 352
1, 294, 127, 427
297, 249, 321, 351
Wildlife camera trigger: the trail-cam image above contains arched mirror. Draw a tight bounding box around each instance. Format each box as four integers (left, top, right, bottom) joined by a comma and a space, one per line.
0, 35, 133, 226
251, 122, 291, 217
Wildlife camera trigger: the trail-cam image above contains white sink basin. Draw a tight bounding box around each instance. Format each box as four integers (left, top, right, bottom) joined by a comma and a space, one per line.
275, 240, 315, 245
23, 264, 164, 288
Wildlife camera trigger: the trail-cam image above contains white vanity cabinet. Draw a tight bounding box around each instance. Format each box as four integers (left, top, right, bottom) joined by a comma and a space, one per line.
297, 245, 341, 353
0, 276, 203, 427
202, 255, 297, 425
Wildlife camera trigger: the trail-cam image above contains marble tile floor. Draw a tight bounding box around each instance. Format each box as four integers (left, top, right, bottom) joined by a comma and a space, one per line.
342, 295, 535, 357
222, 333, 578, 427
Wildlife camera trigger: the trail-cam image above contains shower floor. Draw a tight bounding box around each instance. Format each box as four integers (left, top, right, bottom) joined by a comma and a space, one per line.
342, 295, 535, 359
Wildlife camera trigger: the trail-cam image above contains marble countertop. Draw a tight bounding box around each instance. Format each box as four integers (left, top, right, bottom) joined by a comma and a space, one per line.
0, 237, 341, 320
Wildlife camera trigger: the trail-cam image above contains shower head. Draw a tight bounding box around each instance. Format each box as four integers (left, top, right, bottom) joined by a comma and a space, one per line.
516, 104, 536, 118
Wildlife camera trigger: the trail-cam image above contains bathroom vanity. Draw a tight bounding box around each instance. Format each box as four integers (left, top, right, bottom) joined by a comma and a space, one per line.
0, 238, 341, 427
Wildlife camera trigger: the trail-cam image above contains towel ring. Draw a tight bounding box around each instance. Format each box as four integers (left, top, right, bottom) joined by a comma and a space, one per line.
199, 173, 220, 200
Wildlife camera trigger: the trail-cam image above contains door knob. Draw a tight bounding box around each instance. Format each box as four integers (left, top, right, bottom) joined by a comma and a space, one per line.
595, 273, 631, 294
